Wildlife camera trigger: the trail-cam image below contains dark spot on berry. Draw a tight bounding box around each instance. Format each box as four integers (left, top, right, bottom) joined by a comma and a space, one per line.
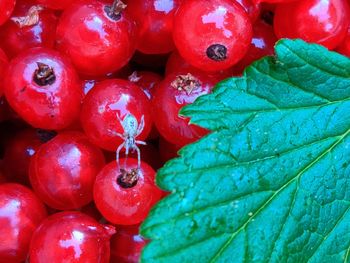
104, 0, 126, 21
117, 168, 139, 188
206, 44, 227, 61
20, 86, 26, 93
33, 62, 56, 86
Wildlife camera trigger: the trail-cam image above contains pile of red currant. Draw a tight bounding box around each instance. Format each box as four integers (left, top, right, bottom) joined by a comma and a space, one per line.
0, 0, 349, 262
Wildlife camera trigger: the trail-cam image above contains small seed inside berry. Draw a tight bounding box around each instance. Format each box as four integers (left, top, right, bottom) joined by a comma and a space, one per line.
206, 44, 228, 61
117, 168, 139, 188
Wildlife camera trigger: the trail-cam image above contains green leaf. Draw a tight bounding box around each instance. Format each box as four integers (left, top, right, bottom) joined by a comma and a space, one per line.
141, 39, 350, 263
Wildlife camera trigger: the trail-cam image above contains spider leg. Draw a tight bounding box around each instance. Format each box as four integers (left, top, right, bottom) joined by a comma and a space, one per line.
116, 113, 123, 127
107, 129, 124, 139
124, 142, 130, 168
116, 142, 125, 170
136, 140, 146, 145
135, 145, 141, 169
136, 115, 145, 136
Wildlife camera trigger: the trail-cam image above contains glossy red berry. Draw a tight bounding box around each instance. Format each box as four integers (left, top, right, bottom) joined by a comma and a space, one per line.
94, 158, 163, 225
0, 0, 16, 26
236, 0, 261, 22
336, 26, 350, 56
29, 211, 115, 263
274, 0, 350, 50
0, 48, 8, 96
3, 128, 56, 185
255, 0, 297, 3
173, 0, 253, 72
233, 20, 277, 73
80, 79, 152, 151
34, 0, 73, 10
0, 183, 47, 263
126, 0, 182, 54
56, 0, 138, 77
4, 47, 82, 130
29, 131, 105, 210
110, 224, 147, 263
153, 72, 216, 147
0, 1, 58, 59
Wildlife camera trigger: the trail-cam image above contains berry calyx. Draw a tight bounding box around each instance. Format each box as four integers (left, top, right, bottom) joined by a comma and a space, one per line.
171, 73, 200, 95
206, 44, 228, 62
104, 0, 126, 21
11, 5, 43, 27
33, 62, 56, 86
117, 168, 139, 188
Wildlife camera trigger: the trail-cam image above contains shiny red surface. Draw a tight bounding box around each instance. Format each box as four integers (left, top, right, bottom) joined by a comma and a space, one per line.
29, 211, 115, 263
0, 0, 58, 58
29, 131, 105, 210
127, 0, 181, 54
80, 79, 152, 151
0, 0, 16, 25
336, 26, 350, 56
233, 20, 277, 73
0, 48, 8, 96
0, 183, 47, 262
236, 0, 261, 22
4, 47, 82, 130
35, 0, 74, 10
152, 72, 215, 147
56, 0, 138, 77
110, 224, 146, 263
173, 0, 252, 72
128, 71, 162, 100
93, 158, 163, 225
255, 0, 297, 3
3, 129, 50, 185
274, 0, 350, 49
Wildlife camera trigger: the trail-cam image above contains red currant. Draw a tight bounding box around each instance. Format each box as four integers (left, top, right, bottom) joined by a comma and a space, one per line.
152, 72, 216, 147
0, 0, 16, 26
336, 26, 350, 57
4, 47, 82, 130
173, 0, 253, 72
29, 211, 115, 263
0, 48, 8, 96
255, 0, 297, 3
29, 131, 105, 210
126, 0, 182, 54
94, 158, 163, 225
0, 0, 58, 59
56, 0, 138, 77
110, 224, 147, 263
0, 183, 47, 262
236, 0, 261, 22
3, 128, 56, 185
232, 20, 277, 73
80, 79, 152, 151
35, 0, 73, 10
274, 0, 350, 50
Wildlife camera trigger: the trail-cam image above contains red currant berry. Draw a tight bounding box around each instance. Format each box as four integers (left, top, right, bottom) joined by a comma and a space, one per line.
94, 158, 163, 225
110, 224, 146, 263
0, 48, 8, 96
4, 47, 82, 130
128, 71, 162, 100
173, 0, 253, 72
0, 1, 58, 59
29, 211, 115, 263
0, 0, 16, 26
274, 0, 350, 50
126, 0, 182, 54
255, 0, 296, 3
152, 72, 216, 147
29, 131, 105, 210
0, 183, 47, 263
3, 128, 56, 185
80, 79, 152, 151
336, 26, 350, 57
232, 20, 277, 73
236, 0, 261, 22
34, 0, 73, 10
56, 0, 138, 77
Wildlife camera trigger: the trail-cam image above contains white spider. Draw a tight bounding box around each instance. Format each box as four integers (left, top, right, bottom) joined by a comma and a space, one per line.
109, 113, 146, 169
